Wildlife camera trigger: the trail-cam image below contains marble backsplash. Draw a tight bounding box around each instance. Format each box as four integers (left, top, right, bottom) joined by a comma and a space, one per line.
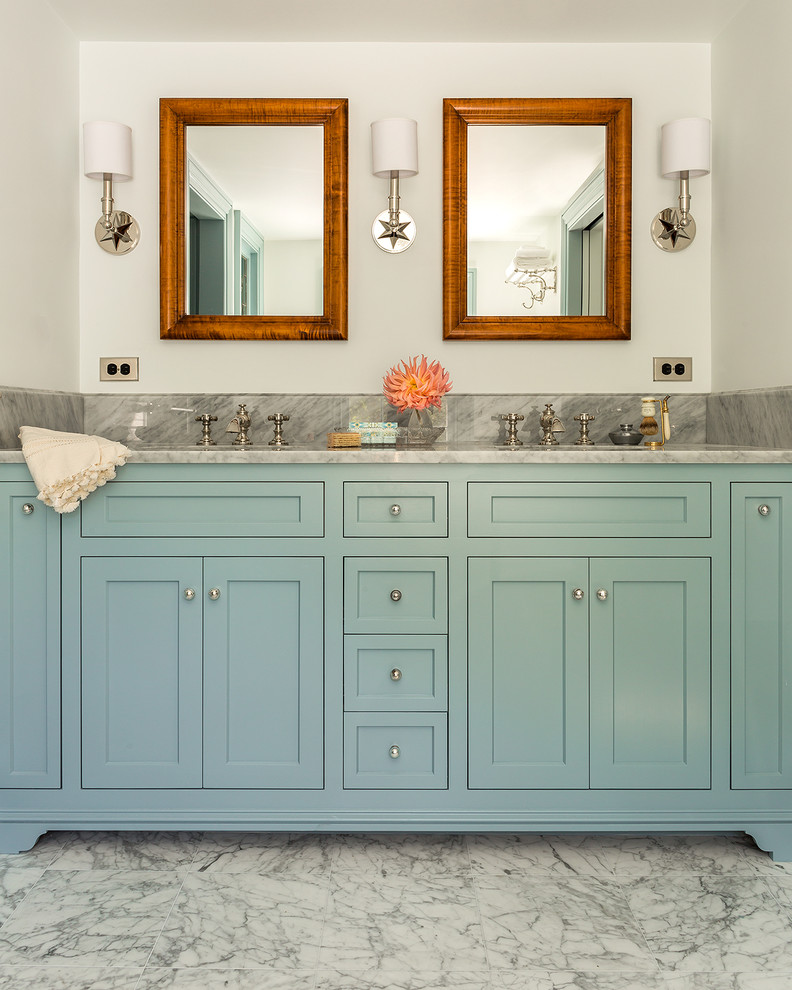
707, 386, 792, 448
81, 391, 707, 447
9, 383, 766, 449
0, 385, 83, 449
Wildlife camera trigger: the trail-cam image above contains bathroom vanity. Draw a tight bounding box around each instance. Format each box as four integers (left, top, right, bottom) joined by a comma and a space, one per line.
2, 445, 792, 859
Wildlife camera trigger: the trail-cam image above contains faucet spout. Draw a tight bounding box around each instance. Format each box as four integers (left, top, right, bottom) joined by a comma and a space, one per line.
225, 403, 252, 446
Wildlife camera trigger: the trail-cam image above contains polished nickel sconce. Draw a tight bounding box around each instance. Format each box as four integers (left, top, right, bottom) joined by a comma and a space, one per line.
83, 120, 140, 255
651, 117, 711, 252
370, 118, 418, 253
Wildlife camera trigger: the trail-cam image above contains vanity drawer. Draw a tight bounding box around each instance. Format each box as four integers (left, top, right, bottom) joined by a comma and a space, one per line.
344, 635, 448, 711
468, 482, 711, 538
344, 713, 447, 788
81, 482, 324, 538
343, 482, 448, 537
344, 557, 448, 634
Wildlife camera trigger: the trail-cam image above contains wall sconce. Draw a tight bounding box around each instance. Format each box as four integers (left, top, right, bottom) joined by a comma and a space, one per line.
370, 117, 418, 254
651, 117, 711, 252
83, 120, 140, 255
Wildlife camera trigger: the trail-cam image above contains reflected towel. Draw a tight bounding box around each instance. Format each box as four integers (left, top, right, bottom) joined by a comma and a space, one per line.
18, 426, 129, 513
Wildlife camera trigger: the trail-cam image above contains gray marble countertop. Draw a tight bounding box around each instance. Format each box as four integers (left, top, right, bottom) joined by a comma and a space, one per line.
3, 443, 792, 464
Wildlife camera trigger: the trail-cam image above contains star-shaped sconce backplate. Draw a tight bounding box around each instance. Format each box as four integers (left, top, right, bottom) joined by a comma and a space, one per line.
371, 210, 416, 254
95, 211, 141, 255
651, 208, 696, 252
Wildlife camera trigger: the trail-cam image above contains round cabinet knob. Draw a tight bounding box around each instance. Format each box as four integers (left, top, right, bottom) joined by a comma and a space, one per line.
572, 588, 585, 601
390, 668, 403, 681
389, 745, 400, 759
389, 504, 402, 516
183, 588, 196, 601
390, 589, 402, 602
208, 588, 221, 600
758, 504, 771, 516
22, 503, 35, 515
596, 588, 609, 601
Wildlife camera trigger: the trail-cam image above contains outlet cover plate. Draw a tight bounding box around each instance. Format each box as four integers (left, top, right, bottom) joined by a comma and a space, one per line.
653, 357, 692, 382
100, 357, 139, 382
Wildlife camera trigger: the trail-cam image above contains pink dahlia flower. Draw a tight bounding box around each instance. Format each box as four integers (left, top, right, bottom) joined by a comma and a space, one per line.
383, 355, 453, 413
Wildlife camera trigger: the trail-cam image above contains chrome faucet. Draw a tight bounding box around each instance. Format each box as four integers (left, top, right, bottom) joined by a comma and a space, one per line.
225, 403, 252, 445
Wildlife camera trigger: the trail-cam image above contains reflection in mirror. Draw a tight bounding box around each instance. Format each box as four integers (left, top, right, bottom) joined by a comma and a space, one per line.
187, 126, 324, 317
160, 98, 348, 341
467, 126, 605, 318
443, 97, 631, 341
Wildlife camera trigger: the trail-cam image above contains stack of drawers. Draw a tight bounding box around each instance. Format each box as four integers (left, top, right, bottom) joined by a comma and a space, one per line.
342, 483, 449, 788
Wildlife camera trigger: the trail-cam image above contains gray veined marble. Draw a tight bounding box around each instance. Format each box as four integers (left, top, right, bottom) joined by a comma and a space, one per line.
0, 385, 83, 449
624, 876, 792, 973
708, 387, 792, 448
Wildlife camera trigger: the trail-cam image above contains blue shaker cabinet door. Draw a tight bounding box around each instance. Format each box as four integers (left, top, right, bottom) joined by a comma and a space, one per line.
81, 557, 203, 788
589, 557, 711, 789
203, 557, 324, 788
468, 557, 590, 789
0, 489, 60, 788
732, 486, 792, 788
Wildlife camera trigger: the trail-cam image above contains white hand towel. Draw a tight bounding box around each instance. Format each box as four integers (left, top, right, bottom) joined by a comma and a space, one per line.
18, 426, 130, 514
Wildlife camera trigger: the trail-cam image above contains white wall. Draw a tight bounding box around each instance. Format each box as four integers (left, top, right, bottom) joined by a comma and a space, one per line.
711, 0, 792, 391
1, 0, 79, 391
79, 42, 711, 395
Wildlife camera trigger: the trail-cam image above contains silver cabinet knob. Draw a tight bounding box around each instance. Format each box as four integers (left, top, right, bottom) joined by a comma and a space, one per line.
390, 589, 402, 602
208, 588, 221, 600
759, 504, 771, 516
183, 588, 196, 601
572, 588, 585, 600
22, 503, 35, 514
389, 745, 400, 759
596, 588, 608, 601
389, 504, 402, 516
390, 668, 402, 681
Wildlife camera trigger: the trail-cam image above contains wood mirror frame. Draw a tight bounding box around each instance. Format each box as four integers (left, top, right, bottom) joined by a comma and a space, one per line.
443, 97, 631, 341
160, 97, 348, 340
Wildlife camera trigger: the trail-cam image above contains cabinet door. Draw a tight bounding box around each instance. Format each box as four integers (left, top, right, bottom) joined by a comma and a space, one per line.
589, 557, 710, 789
81, 557, 203, 788
468, 557, 589, 788
732, 486, 792, 788
203, 557, 324, 788
0, 489, 60, 788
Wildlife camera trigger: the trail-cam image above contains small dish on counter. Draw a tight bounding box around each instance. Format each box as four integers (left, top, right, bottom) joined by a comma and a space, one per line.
608, 423, 644, 445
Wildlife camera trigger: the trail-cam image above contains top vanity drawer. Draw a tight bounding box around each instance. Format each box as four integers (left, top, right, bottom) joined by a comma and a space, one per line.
344, 482, 448, 537
468, 482, 711, 538
81, 482, 324, 538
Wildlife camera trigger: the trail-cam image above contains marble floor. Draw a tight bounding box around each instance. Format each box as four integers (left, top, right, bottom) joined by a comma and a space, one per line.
0, 832, 791, 989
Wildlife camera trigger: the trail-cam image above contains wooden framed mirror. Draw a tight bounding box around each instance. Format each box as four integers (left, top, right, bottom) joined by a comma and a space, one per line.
443, 97, 631, 340
160, 97, 348, 340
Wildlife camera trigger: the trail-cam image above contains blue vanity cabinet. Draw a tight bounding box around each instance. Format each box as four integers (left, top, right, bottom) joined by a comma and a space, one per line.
468, 557, 590, 789
81, 557, 204, 788
202, 557, 324, 788
588, 557, 711, 789
731, 485, 792, 788
0, 486, 60, 788
81, 555, 324, 789
468, 556, 711, 790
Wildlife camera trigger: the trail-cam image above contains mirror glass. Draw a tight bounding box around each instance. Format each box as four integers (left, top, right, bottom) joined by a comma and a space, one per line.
160, 98, 348, 341
467, 125, 606, 318
443, 97, 631, 341
187, 125, 324, 317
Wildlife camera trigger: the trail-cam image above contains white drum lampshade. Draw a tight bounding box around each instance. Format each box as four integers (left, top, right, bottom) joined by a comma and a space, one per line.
661, 117, 710, 178
371, 118, 418, 177
83, 121, 133, 181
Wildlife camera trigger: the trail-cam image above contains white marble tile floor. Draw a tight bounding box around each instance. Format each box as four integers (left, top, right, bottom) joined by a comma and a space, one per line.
0, 832, 791, 990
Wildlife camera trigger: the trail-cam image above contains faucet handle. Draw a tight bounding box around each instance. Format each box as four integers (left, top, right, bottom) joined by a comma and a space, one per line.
268, 413, 290, 447
195, 414, 218, 446
500, 413, 524, 447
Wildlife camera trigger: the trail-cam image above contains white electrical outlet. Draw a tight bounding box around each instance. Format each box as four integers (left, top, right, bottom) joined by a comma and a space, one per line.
100, 357, 139, 382
653, 357, 692, 382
